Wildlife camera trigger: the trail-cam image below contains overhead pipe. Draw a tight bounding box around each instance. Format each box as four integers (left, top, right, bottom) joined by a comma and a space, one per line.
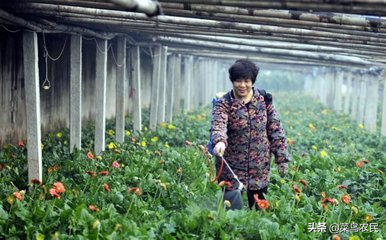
108, 0, 162, 17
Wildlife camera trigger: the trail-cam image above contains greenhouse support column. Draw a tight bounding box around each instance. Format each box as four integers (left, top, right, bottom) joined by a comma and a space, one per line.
364, 74, 379, 133
327, 72, 335, 109
193, 58, 200, 108
320, 74, 328, 106
333, 71, 343, 112
350, 76, 360, 121
94, 39, 107, 155
131, 45, 142, 132
165, 54, 176, 122
356, 75, 367, 125
23, 31, 42, 182
343, 72, 353, 115
70, 34, 82, 152
381, 76, 386, 136
115, 36, 126, 143
157, 46, 167, 124
149, 45, 161, 130
184, 56, 194, 112
173, 54, 181, 116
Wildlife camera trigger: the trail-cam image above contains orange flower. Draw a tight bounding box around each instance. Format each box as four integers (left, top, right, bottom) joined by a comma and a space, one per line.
288, 139, 295, 146
128, 187, 142, 196
332, 234, 341, 240
49, 188, 61, 198
299, 179, 308, 188
341, 194, 351, 205
13, 192, 23, 201
88, 204, 100, 212
103, 183, 110, 192
112, 161, 120, 168
218, 181, 232, 188
356, 161, 364, 168
322, 197, 335, 205
253, 194, 269, 209
87, 151, 94, 159
48, 165, 60, 173
99, 170, 109, 176
85, 170, 97, 178
293, 184, 302, 193
53, 182, 65, 194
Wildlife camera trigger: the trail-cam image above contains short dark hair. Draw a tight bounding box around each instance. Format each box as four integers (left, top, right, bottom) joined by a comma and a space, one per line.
228, 59, 259, 84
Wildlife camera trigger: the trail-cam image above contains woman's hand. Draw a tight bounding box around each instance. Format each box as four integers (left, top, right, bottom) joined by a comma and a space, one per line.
213, 142, 226, 157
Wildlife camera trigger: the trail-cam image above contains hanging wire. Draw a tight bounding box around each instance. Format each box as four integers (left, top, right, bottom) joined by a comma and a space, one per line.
109, 43, 123, 67
42, 32, 67, 61
94, 38, 108, 54
1, 24, 21, 33
42, 50, 51, 90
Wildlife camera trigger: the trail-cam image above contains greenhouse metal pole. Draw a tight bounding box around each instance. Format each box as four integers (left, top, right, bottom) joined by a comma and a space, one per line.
115, 36, 126, 143
165, 54, 176, 123
149, 45, 161, 130
381, 76, 386, 136
173, 54, 182, 116
131, 45, 142, 132
157, 46, 168, 124
70, 34, 82, 152
23, 31, 42, 182
94, 38, 108, 155
364, 75, 379, 133
356, 75, 367, 125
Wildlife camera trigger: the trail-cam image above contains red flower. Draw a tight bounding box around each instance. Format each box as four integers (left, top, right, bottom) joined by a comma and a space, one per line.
87, 151, 94, 159
103, 183, 110, 192
253, 194, 269, 209
18, 140, 25, 147
356, 161, 364, 168
99, 170, 109, 176
88, 204, 100, 212
299, 179, 308, 188
85, 170, 97, 178
322, 197, 335, 205
128, 187, 142, 196
337, 184, 347, 190
293, 184, 302, 193
31, 178, 43, 185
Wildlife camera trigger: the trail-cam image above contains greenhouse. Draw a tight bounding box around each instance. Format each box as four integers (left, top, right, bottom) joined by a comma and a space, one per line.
0, 0, 385, 239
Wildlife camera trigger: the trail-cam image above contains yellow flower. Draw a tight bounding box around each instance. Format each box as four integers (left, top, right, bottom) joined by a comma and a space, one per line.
349, 236, 360, 240
92, 220, 101, 229
168, 124, 176, 130
144, 127, 148, 131
331, 126, 339, 131
108, 142, 116, 149
108, 130, 115, 136
7, 195, 15, 205
151, 136, 159, 142
56, 132, 63, 138
320, 150, 328, 158
309, 123, 316, 130
164, 143, 170, 148
312, 145, 318, 150
196, 115, 203, 121
96, 155, 102, 160
36, 233, 45, 240
159, 182, 169, 190
295, 192, 302, 202
351, 206, 359, 214
125, 130, 131, 136
364, 214, 373, 222
358, 123, 364, 129
140, 141, 147, 147
224, 200, 231, 208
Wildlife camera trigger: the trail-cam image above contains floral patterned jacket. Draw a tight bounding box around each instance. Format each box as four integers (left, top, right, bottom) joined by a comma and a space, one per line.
210, 88, 290, 191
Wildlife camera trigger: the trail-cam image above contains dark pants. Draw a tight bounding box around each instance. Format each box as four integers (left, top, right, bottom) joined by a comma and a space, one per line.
223, 187, 268, 210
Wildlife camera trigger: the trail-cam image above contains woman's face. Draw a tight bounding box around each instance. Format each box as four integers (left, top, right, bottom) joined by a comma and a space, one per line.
232, 78, 253, 98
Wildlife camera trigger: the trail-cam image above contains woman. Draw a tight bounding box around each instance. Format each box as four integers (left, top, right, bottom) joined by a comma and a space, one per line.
210, 59, 291, 210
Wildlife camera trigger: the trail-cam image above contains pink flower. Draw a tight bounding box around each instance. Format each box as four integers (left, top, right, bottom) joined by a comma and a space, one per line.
13, 192, 23, 201
49, 188, 61, 198
18, 140, 25, 147
87, 151, 94, 159
112, 161, 120, 168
